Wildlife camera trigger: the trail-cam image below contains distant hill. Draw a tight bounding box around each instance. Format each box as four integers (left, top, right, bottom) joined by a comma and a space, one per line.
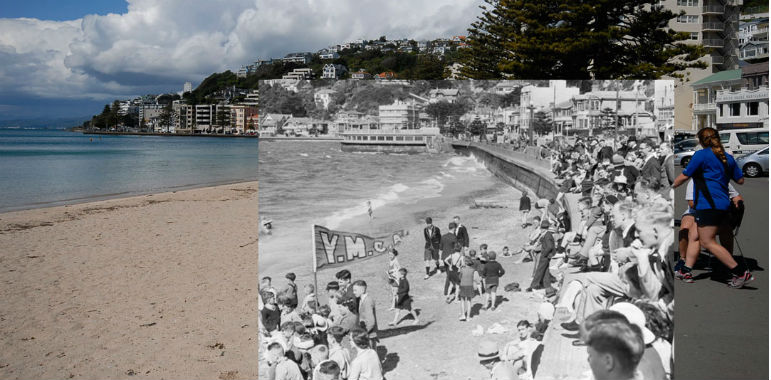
0, 117, 89, 130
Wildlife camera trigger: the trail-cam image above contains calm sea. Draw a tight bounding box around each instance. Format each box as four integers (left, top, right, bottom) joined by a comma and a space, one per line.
0, 129, 258, 212
258, 140, 505, 276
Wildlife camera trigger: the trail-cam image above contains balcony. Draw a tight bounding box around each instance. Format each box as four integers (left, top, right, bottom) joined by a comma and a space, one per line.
702, 39, 724, 48
693, 103, 717, 113
703, 5, 725, 14
710, 55, 725, 65
702, 22, 724, 32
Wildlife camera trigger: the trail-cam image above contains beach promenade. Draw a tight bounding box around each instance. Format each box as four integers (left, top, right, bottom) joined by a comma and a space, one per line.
0, 182, 259, 380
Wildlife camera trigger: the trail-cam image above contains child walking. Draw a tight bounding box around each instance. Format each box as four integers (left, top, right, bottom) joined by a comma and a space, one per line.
389, 268, 420, 326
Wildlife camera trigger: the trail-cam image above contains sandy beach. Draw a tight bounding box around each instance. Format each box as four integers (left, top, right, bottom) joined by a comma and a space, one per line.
259, 183, 561, 379
0, 182, 258, 380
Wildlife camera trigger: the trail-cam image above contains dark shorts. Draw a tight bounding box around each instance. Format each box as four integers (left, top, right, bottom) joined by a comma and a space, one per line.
424, 247, 438, 261
694, 209, 729, 227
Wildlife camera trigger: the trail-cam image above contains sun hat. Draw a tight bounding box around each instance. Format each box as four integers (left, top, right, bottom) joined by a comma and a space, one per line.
537, 302, 555, 321
477, 341, 500, 364
312, 314, 329, 332
609, 302, 656, 345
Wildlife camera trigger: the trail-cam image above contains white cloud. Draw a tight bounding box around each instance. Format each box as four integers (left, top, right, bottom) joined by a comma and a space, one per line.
0, 0, 481, 105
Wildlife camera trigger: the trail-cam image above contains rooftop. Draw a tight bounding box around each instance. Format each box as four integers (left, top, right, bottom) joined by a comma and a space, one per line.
691, 69, 742, 86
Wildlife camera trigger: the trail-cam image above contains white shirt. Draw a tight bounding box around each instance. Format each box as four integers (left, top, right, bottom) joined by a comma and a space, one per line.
349, 348, 383, 380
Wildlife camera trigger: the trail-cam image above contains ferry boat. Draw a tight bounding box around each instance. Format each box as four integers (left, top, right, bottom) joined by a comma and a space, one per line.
339, 126, 442, 153
337, 99, 443, 153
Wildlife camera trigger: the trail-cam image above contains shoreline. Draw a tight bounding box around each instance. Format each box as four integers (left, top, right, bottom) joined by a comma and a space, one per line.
0, 181, 259, 379
0, 178, 258, 215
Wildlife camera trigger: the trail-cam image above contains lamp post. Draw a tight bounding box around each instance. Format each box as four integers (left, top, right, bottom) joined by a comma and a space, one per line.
527, 104, 535, 146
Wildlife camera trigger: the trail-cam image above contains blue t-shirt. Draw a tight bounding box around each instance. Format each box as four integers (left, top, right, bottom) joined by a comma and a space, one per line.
682, 149, 743, 210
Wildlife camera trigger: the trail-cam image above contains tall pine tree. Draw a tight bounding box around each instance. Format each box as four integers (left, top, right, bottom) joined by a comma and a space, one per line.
461, 0, 707, 79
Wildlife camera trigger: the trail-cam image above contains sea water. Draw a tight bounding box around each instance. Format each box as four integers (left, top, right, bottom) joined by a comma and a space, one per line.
258, 140, 505, 277
0, 129, 258, 212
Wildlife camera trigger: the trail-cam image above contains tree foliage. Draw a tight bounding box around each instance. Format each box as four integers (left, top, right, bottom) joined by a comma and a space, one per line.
461, 0, 707, 79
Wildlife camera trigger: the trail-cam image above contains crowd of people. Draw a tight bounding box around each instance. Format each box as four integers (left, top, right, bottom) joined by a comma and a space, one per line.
258, 129, 751, 380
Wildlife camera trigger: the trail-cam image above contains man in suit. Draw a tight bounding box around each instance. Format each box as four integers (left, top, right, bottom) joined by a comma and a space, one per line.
453, 215, 469, 254
638, 140, 662, 190
423, 217, 441, 279
527, 220, 557, 297
353, 280, 378, 349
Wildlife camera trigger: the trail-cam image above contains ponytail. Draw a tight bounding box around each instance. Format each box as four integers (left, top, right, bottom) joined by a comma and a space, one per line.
697, 127, 727, 165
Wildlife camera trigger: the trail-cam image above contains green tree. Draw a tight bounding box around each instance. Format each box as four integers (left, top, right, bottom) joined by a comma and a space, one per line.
460, 0, 707, 79
159, 103, 173, 132
425, 101, 468, 134
459, 0, 508, 79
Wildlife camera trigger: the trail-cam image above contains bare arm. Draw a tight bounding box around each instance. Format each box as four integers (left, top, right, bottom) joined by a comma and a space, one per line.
672, 173, 690, 188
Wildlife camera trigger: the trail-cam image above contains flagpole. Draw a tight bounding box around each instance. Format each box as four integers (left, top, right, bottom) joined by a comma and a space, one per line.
311, 224, 319, 313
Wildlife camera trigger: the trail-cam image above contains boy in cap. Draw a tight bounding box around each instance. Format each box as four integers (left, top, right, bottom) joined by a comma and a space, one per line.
481, 251, 505, 311
478, 341, 518, 380
527, 219, 557, 298
423, 217, 442, 279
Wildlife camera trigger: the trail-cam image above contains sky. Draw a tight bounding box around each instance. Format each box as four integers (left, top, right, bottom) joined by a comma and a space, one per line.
0, 0, 482, 120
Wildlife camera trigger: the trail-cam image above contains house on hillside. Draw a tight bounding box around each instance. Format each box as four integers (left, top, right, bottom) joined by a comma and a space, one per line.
428, 88, 460, 103
322, 64, 347, 79
314, 89, 338, 110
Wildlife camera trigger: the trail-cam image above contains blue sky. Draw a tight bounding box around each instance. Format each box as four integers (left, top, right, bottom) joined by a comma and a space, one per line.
0, 0, 480, 121
1, 1, 127, 21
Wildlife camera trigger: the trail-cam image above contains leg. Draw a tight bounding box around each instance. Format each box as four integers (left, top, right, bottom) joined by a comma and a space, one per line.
684, 220, 701, 269
390, 309, 402, 325
717, 223, 734, 255
698, 226, 738, 270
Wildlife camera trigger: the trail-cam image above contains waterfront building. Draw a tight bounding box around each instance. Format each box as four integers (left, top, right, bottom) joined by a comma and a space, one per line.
553, 101, 573, 135
519, 80, 580, 136
738, 17, 768, 44
183, 82, 192, 94
379, 100, 421, 130
655, 81, 676, 132
689, 65, 769, 130
739, 40, 769, 61
570, 88, 653, 135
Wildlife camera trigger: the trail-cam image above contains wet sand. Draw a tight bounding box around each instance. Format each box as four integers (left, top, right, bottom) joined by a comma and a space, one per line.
0, 182, 258, 380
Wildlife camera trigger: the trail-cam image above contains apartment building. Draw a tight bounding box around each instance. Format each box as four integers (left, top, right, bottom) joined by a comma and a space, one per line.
660, 0, 743, 131
690, 63, 769, 129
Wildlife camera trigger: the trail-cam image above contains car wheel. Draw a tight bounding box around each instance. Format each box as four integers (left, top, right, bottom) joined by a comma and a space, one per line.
744, 163, 761, 178
681, 156, 690, 167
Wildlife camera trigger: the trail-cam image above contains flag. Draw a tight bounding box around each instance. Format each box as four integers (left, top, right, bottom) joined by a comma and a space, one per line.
312, 225, 407, 271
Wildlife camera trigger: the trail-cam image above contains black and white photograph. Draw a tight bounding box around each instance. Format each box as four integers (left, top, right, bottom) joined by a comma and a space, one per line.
257, 79, 677, 380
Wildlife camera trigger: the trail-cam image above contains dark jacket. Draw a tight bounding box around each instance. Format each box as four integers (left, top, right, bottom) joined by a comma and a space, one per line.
482, 261, 505, 286
439, 232, 458, 260
424, 225, 441, 249
641, 155, 663, 189
540, 231, 556, 259
455, 224, 469, 248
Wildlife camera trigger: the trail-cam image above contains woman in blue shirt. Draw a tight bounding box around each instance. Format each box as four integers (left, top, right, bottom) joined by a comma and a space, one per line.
672, 127, 750, 288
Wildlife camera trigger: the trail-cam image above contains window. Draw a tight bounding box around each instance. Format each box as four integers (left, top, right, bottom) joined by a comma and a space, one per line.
720, 134, 730, 144
748, 102, 759, 115
690, 32, 699, 40
677, 0, 698, 5
677, 15, 698, 23
729, 103, 741, 116
758, 148, 768, 155
386, 136, 393, 141
736, 132, 769, 145
377, 136, 385, 141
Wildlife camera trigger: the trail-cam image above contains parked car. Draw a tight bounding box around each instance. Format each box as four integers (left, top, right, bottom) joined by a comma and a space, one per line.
735, 146, 769, 178
674, 139, 700, 167
718, 128, 769, 156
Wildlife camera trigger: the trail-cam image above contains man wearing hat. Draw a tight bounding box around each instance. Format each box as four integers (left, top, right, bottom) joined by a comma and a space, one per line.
527, 219, 557, 297
478, 341, 518, 380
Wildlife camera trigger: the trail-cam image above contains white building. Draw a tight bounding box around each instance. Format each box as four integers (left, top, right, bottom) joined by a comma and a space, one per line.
519, 80, 580, 134
570, 88, 653, 135
322, 64, 347, 79
314, 89, 337, 110
428, 88, 460, 103
379, 100, 421, 130
183, 82, 192, 94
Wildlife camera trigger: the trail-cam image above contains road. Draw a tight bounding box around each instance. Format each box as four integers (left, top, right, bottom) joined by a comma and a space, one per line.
674, 174, 768, 380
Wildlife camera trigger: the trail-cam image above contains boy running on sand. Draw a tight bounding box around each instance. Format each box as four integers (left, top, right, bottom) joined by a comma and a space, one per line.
389, 268, 420, 326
